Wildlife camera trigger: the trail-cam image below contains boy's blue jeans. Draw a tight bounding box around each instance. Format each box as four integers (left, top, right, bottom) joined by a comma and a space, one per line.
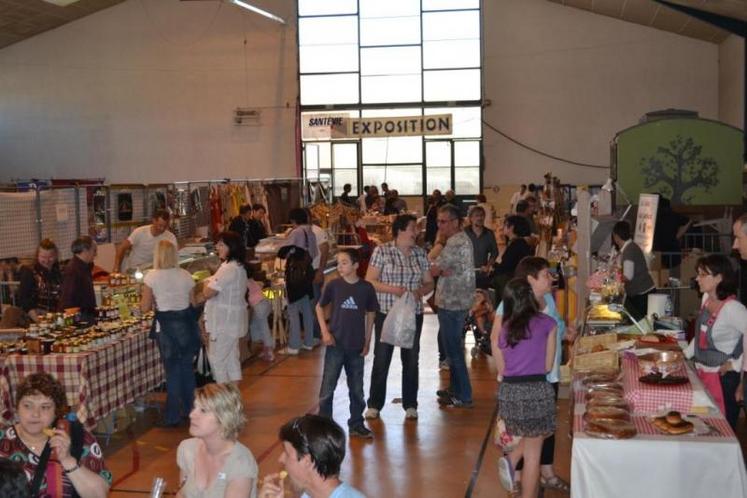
318, 344, 365, 428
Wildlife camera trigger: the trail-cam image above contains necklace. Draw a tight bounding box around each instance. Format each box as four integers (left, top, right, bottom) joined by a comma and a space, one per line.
16, 426, 48, 453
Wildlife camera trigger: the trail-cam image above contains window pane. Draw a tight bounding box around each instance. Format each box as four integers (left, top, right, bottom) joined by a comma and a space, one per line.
423, 0, 479, 10
300, 45, 358, 73
361, 17, 421, 46
333, 143, 357, 169
361, 47, 421, 76
423, 69, 480, 101
362, 166, 386, 189
301, 74, 359, 105
361, 108, 422, 118
363, 136, 422, 163
423, 40, 480, 69
360, 0, 419, 18
299, 17, 357, 46
424, 107, 481, 138
455, 168, 480, 195
423, 11, 479, 41
384, 166, 423, 195
361, 74, 422, 103
305, 145, 319, 171
299, 0, 357, 16
455, 141, 479, 167
333, 170, 358, 195
427, 168, 451, 194
426, 141, 451, 167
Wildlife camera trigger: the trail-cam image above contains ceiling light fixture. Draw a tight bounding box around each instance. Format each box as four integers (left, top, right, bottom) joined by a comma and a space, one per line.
228, 0, 285, 24
41, 0, 81, 6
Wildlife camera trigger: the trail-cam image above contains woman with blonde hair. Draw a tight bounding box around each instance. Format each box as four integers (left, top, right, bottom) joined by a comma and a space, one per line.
177, 383, 258, 498
142, 240, 201, 427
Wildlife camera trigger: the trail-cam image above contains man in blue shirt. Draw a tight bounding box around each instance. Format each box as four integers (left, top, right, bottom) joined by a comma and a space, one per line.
259, 415, 366, 498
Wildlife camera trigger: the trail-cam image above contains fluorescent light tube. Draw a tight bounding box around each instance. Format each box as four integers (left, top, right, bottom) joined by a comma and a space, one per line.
229, 0, 285, 24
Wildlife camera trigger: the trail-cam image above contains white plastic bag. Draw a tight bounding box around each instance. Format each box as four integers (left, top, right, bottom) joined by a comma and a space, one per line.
381, 292, 417, 349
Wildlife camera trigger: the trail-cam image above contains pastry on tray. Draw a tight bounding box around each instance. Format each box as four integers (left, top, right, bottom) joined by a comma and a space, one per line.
584, 406, 631, 422
651, 411, 695, 435
585, 418, 637, 439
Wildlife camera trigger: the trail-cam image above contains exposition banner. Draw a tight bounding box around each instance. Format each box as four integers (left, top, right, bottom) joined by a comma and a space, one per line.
302, 113, 452, 139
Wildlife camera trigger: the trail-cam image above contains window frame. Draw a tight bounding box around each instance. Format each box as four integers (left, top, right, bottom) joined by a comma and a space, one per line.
298, 3, 483, 199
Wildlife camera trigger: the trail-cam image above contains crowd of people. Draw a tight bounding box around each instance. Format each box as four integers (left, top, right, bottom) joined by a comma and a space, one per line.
5, 179, 747, 497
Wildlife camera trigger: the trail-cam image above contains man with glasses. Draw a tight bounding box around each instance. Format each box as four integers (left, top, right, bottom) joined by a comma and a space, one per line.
429, 204, 476, 407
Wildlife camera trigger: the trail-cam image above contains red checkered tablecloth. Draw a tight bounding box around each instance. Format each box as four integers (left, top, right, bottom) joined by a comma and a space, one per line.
621, 354, 693, 414
0, 331, 163, 429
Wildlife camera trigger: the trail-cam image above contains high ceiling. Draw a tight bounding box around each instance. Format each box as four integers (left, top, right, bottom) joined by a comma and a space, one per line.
0, 0, 126, 50
0, 0, 743, 51
547, 0, 746, 43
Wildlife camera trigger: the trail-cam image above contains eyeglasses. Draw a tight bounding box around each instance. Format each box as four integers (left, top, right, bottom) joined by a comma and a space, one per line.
437, 218, 457, 225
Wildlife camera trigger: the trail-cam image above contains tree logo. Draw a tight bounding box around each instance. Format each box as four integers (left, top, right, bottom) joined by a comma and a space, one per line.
640, 135, 719, 204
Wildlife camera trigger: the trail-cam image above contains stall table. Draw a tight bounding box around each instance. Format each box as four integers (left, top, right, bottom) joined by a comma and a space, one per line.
571, 354, 747, 498
0, 330, 163, 429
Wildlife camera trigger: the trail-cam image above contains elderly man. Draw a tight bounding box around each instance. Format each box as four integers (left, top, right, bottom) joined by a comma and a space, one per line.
61, 236, 98, 322
114, 209, 177, 272
429, 204, 476, 407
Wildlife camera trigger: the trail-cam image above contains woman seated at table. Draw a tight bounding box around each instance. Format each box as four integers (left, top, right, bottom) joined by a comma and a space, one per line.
685, 254, 747, 429
142, 240, 201, 427
0, 372, 110, 498
177, 383, 257, 498
17, 238, 63, 323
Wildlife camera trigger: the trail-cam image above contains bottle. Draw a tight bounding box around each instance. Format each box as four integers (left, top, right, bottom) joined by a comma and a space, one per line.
556, 262, 565, 290
664, 296, 673, 317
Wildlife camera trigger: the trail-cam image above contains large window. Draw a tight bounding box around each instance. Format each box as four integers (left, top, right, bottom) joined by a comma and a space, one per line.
299, 0, 482, 197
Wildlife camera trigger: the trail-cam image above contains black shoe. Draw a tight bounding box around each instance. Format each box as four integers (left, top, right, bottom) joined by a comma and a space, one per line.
436, 389, 453, 398
349, 425, 374, 439
438, 396, 473, 408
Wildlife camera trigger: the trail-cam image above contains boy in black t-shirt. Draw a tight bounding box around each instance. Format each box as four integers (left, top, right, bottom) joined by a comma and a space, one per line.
315, 248, 379, 438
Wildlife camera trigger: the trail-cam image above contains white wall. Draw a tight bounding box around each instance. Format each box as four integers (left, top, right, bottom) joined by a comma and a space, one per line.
719, 34, 744, 132
482, 0, 719, 187
0, 0, 726, 187
0, 0, 298, 183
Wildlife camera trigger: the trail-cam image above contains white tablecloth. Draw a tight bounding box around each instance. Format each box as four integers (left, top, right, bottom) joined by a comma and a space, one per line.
572, 358, 747, 498
572, 432, 747, 498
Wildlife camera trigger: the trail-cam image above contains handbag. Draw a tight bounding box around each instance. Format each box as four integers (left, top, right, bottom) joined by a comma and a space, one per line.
194, 344, 214, 387
493, 415, 522, 453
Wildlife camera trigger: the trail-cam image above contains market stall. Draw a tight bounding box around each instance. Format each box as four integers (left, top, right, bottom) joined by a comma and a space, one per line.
570, 304, 747, 498
0, 315, 160, 430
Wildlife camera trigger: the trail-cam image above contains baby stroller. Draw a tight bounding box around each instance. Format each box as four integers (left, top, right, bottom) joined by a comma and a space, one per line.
463, 314, 492, 357
463, 289, 494, 358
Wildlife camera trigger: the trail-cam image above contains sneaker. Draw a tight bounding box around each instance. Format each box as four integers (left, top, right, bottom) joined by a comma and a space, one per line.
279, 347, 300, 355
300, 344, 314, 351
438, 360, 450, 370
363, 408, 380, 419
498, 456, 515, 492
349, 425, 373, 438
437, 396, 473, 408
405, 408, 418, 419
436, 389, 453, 398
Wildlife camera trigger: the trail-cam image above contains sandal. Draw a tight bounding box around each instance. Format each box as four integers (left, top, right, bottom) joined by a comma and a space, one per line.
510, 481, 522, 496
540, 475, 570, 493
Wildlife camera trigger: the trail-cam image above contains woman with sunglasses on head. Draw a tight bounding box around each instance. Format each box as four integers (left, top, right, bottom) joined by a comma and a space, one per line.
177, 383, 257, 498
687, 254, 747, 429
491, 256, 577, 495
